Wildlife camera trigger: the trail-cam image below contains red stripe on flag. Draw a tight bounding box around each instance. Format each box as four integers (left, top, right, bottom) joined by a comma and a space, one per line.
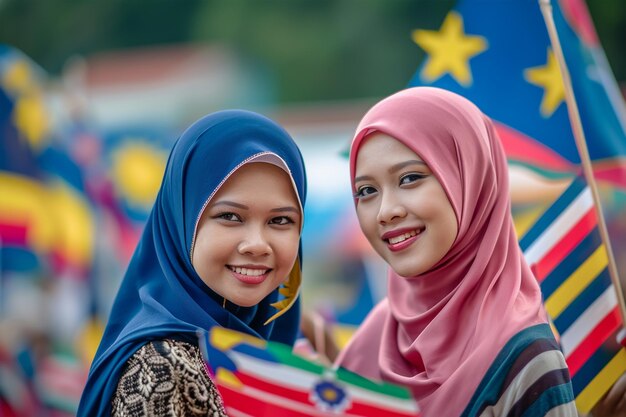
0, 222, 29, 246
49, 250, 89, 280
566, 306, 621, 376
532, 208, 596, 282
592, 160, 626, 189
234, 371, 311, 404
0, 400, 20, 417
219, 384, 317, 417
495, 122, 574, 171
37, 357, 88, 401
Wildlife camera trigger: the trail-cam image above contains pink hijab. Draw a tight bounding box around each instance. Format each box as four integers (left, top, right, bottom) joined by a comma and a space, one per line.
335, 87, 547, 416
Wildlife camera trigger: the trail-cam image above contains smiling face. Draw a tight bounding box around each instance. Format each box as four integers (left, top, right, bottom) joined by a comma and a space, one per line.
191, 162, 301, 307
353, 132, 458, 278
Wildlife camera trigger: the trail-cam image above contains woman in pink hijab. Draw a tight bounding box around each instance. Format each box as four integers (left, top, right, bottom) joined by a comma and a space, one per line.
335, 87, 577, 416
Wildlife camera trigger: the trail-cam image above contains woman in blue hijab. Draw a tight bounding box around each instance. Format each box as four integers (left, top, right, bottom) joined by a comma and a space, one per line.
78, 110, 307, 416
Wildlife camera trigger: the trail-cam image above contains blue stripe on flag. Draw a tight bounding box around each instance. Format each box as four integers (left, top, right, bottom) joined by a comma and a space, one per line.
520, 177, 587, 251
197, 330, 238, 373
519, 179, 586, 251
539, 229, 602, 299
552, 269, 611, 332
571, 342, 616, 396
234, 343, 278, 363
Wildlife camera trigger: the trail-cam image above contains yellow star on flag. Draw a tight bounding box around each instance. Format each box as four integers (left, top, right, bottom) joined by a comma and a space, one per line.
13, 93, 49, 150
412, 12, 488, 87
525, 49, 565, 117
3, 59, 33, 94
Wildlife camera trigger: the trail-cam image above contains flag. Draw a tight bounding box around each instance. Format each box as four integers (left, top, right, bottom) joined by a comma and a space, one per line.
198, 326, 420, 417
95, 126, 170, 263
408, 0, 626, 188
519, 176, 626, 413
35, 351, 88, 415
0, 44, 95, 279
0, 343, 40, 416
0, 44, 52, 273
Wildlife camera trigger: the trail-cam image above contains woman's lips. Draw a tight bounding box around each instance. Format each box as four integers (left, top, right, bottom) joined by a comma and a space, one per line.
382, 228, 423, 252
227, 265, 271, 284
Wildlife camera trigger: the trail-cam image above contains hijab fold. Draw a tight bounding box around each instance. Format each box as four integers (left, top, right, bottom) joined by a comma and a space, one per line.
78, 110, 307, 416
336, 87, 546, 416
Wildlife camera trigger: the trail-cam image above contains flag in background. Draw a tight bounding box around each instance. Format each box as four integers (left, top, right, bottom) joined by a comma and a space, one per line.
0, 44, 95, 279
0, 44, 54, 273
96, 126, 171, 264
198, 326, 421, 417
408, 0, 626, 188
0, 44, 96, 415
519, 176, 626, 413
0, 342, 40, 417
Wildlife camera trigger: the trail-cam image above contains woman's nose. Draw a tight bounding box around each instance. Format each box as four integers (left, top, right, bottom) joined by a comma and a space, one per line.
377, 192, 407, 225
237, 227, 271, 256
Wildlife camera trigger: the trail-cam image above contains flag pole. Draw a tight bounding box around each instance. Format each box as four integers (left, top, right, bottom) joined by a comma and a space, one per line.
539, 0, 626, 323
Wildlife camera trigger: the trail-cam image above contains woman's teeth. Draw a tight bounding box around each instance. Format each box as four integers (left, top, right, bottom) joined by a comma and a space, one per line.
388, 230, 417, 244
230, 267, 268, 276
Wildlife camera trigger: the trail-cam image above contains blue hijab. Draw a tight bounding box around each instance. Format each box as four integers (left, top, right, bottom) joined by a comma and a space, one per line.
78, 110, 307, 416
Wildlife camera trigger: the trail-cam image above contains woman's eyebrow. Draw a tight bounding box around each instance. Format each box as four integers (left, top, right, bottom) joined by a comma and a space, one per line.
354, 175, 373, 183
389, 160, 426, 173
212, 200, 299, 214
212, 200, 248, 210
354, 160, 426, 183
270, 206, 300, 213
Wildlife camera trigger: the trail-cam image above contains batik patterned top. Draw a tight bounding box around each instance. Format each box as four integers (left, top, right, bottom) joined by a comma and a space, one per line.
111, 339, 226, 417
461, 324, 576, 417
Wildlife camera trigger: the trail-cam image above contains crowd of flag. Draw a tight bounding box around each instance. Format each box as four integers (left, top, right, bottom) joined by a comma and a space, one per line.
2, 0, 626, 415
0, 45, 174, 415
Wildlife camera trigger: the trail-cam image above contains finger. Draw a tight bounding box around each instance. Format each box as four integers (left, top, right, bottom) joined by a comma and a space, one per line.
603, 374, 626, 411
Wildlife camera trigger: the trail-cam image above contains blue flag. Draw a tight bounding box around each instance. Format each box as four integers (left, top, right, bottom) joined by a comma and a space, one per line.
408, 0, 626, 187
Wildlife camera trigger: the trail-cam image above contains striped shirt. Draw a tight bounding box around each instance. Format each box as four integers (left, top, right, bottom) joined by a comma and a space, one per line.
461, 324, 577, 417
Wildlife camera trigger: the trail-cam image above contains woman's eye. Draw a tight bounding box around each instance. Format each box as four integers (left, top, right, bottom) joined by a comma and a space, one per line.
354, 186, 377, 199
270, 216, 295, 226
216, 212, 242, 222
400, 173, 426, 185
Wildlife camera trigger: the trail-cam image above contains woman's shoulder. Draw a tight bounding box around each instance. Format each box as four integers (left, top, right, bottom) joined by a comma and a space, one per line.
111, 339, 226, 416
463, 324, 577, 417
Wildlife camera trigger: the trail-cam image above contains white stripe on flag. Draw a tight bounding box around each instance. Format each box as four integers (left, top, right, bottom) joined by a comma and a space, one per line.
231, 351, 319, 389
523, 187, 593, 265
337, 379, 420, 414
227, 410, 255, 417
560, 285, 618, 356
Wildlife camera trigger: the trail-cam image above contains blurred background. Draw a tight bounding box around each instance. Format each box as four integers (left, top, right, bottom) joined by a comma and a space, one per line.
1, 1, 625, 415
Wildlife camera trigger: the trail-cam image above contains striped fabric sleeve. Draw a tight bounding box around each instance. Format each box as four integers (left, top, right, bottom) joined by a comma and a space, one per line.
461, 324, 577, 417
